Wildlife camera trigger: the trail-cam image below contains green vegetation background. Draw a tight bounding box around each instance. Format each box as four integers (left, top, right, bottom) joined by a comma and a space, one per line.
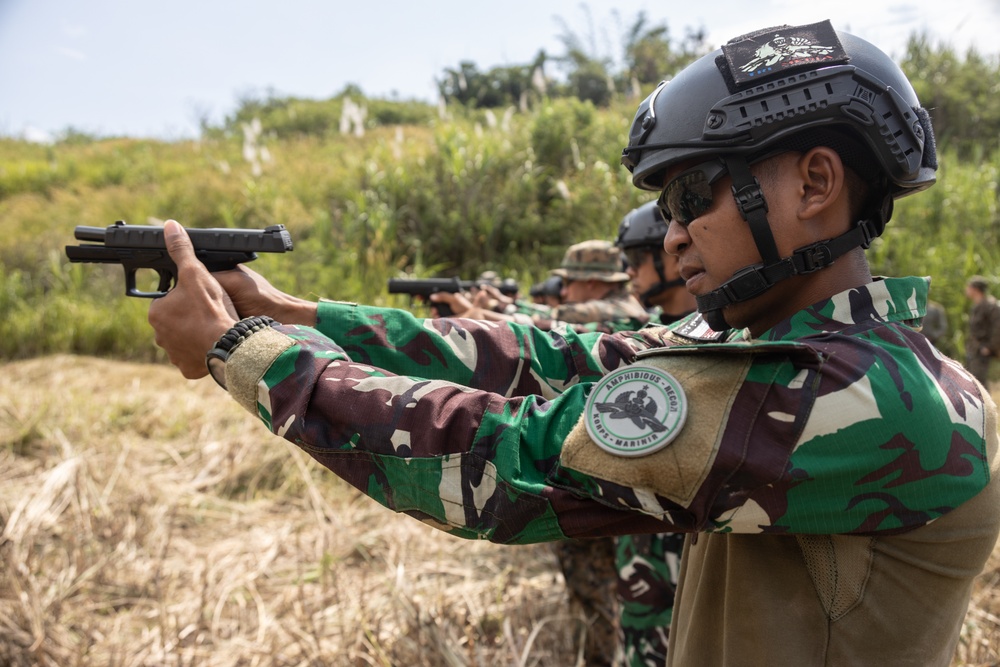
1, 36, 998, 365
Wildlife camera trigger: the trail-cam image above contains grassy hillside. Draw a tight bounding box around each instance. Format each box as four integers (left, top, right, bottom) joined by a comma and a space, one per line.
1, 100, 999, 364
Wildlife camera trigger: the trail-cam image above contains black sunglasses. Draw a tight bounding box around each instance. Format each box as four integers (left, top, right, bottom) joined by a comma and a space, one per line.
656, 159, 729, 226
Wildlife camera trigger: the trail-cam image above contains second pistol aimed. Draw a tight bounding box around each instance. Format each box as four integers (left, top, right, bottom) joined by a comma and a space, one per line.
387, 276, 518, 316
65, 221, 294, 297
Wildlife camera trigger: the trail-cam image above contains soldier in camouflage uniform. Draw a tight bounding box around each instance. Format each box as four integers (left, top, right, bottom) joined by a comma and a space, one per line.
484, 239, 650, 665
443, 240, 646, 665
456, 234, 682, 665
543, 240, 643, 666
617, 201, 697, 325
921, 300, 948, 348
150, 20, 999, 667
529, 276, 563, 308
964, 276, 1000, 387
438, 240, 649, 337
613, 201, 695, 667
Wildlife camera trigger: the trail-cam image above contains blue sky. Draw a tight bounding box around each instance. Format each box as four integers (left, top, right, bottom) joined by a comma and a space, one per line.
2, 0, 998, 141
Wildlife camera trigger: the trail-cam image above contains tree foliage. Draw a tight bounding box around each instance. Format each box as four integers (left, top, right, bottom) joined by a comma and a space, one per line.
901, 34, 1000, 159
436, 53, 548, 109
437, 7, 710, 109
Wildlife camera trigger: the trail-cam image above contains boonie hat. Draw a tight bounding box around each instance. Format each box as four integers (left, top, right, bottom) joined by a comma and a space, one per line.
551, 240, 630, 283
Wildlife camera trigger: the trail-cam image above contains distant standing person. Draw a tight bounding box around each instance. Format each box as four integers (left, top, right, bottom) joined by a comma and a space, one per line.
965, 276, 1000, 387
922, 299, 948, 348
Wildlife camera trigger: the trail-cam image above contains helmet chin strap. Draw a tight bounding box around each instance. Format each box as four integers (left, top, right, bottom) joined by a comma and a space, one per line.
695, 155, 883, 332
639, 251, 685, 308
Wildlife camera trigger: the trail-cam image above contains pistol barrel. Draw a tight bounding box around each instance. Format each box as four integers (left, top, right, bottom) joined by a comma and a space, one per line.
73, 226, 108, 242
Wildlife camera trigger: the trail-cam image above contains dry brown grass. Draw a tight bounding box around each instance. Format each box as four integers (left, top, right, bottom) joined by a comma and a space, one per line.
1, 355, 998, 666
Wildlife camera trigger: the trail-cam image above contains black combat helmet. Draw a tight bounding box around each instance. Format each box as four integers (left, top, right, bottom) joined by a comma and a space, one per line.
616, 201, 683, 307
529, 275, 563, 299
620, 20, 938, 330
616, 200, 670, 250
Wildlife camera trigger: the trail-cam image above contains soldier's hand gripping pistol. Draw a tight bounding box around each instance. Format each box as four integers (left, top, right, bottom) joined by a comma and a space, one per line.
65, 221, 293, 297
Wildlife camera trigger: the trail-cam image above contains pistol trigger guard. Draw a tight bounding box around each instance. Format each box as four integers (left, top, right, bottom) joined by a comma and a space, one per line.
124, 266, 140, 297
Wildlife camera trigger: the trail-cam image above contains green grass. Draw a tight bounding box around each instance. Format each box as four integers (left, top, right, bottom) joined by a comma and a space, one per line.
1, 103, 998, 362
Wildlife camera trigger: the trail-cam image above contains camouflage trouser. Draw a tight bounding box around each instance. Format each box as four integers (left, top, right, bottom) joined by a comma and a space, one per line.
551, 537, 620, 666
552, 533, 684, 667
615, 533, 684, 667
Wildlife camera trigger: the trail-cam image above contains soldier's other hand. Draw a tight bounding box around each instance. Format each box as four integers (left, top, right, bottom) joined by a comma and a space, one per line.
148, 220, 237, 379
429, 291, 482, 319
213, 265, 318, 326
472, 283, 513, 311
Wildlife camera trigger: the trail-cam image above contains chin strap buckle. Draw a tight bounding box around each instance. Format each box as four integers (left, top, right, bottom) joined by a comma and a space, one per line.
796, 243, 834, 273
857, 218, 876, 249
731, 179, 769, 222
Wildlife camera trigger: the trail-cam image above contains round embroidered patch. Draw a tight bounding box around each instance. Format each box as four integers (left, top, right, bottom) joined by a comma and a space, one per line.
584, 365, 687, 457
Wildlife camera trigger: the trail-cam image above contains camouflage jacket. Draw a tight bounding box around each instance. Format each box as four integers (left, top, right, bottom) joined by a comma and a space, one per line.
224, 276, 998, 665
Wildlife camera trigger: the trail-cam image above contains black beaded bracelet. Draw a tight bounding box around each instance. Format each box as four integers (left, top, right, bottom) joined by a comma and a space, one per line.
205, 316, 279, 389
214, 316, 278, 354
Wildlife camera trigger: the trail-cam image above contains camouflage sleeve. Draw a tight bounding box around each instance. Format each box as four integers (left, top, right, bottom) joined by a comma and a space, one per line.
245, 320, 676, 544
509, 316, 650, 335
236, 301, 993, 540
563, 318, 652, 335
551, 300, 622, 325
510, 299, 553, 318
313, 300, 650, 398
529, 297, 650, 335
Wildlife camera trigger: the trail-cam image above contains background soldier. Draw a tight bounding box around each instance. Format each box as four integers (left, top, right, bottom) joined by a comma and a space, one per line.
616, 201, 697, 325
436, 239, 649, 334
613, 201, 696, 666
544, 240, 646, 666
965, 276, 1000, 387
547, 240, 650, 330
440, 239, 649, 665
529, 276, 563, 308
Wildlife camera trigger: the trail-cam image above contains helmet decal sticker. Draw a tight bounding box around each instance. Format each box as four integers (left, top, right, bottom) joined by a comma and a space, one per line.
722, 20, 849, 87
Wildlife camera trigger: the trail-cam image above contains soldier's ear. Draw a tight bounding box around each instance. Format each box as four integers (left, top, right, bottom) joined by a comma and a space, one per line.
796, 147, 844, 221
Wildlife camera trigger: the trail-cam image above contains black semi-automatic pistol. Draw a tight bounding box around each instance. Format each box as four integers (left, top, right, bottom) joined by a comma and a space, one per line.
65, 221, 293, 297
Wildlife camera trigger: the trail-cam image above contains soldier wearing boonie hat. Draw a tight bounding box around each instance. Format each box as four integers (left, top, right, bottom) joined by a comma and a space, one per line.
540, 240, 648, 333
545, 239, 650, 667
